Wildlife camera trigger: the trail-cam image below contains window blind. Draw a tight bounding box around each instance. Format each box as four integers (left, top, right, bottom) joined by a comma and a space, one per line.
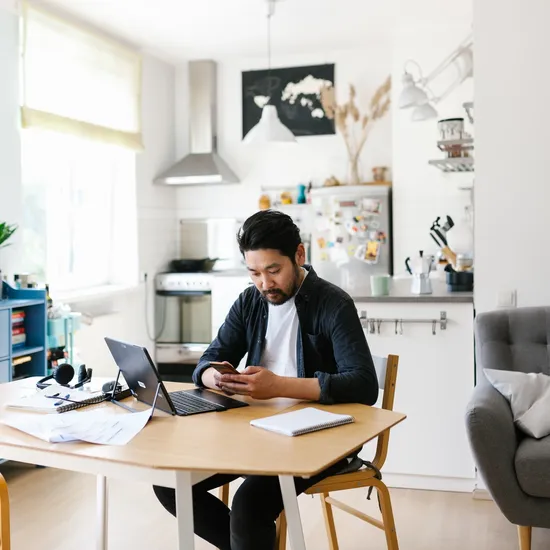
21, 2, 143, 151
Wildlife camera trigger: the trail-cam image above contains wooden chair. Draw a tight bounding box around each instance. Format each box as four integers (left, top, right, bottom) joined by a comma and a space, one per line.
218, 354, 400, 550
0, 472, 11, 550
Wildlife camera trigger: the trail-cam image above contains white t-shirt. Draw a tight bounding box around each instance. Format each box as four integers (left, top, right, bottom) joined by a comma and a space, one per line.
261, 269, 307, 378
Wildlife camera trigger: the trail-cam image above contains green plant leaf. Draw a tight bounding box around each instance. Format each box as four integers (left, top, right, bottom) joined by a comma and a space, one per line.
0, 222, 17, 248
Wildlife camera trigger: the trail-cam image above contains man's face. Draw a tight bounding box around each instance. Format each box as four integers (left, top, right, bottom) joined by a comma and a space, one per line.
245, 245, 305, 305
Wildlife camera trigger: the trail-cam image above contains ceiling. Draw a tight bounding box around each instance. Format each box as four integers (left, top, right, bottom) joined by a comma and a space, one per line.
37, 0, 400, 62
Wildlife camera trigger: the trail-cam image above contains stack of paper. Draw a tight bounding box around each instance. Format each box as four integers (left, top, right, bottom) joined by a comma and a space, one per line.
3, 407, 151, 445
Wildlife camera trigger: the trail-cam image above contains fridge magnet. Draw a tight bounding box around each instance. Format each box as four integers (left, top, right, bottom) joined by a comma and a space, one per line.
364, 215, 380, 230
317, 237, 327, 249
347, 244, 357, 256
336, 236, 344, 244
320, 252, 329, 261
376, 231, 387, 244
355, 242, 380, 264
365, 240, 381, 263
362, 199, 382, 214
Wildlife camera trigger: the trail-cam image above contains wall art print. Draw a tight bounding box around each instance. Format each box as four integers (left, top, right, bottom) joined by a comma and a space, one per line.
242, 63, 335, 138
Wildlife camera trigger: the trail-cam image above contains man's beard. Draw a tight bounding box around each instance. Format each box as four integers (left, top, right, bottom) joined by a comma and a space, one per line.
262, 267, 302, 306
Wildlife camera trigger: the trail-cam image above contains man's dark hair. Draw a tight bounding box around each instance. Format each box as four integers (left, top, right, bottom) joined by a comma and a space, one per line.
237, 210, 302, 261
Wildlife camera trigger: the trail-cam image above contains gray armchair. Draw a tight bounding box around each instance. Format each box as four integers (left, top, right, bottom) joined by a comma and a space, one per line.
466, 307, 550, 550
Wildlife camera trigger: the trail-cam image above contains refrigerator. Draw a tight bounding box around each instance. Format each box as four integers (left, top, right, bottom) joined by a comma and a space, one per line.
308, 185, 393, 286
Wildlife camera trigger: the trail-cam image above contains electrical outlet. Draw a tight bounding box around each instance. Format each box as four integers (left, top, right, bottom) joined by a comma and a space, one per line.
497, 290, 517, 308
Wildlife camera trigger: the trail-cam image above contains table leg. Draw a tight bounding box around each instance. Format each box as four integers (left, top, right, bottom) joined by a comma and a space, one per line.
279, 475, 306, 550
175, 471, 195, 550
96, 475, 108, 550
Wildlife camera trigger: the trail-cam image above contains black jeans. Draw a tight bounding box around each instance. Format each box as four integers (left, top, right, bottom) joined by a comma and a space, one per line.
153, 458, 348, 550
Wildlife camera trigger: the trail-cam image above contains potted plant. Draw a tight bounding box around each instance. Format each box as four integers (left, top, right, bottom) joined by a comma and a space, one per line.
0, 222, 17, 290
320, 76, 391, 186
0, 222, 17, 250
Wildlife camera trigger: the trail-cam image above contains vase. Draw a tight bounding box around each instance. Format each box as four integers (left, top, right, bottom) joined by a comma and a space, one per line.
348, 156, 361, 186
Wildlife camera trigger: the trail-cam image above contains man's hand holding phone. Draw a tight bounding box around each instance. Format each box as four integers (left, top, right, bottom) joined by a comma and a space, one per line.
202, 362, 282, 399
202, 362, 242, 395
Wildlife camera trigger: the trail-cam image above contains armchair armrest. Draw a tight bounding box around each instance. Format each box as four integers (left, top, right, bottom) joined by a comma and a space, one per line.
465, 380, 527, 522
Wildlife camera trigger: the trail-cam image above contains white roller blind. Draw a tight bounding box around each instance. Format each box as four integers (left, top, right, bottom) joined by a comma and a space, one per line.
21, 2, 143, 150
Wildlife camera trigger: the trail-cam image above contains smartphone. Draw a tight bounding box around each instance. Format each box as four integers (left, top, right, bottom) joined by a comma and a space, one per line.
210, 362, 239, 375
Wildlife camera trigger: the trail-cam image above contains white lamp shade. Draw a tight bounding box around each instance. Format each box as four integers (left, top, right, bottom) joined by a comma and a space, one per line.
398, 73, 429, 109
411, 102, 438, 121
243, 105, 296, 144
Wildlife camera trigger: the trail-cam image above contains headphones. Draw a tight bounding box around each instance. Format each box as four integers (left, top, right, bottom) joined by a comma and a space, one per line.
36, 363, 93, 390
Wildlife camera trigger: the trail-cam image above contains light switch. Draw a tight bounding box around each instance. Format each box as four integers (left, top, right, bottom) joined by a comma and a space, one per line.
497, 290, 517, 308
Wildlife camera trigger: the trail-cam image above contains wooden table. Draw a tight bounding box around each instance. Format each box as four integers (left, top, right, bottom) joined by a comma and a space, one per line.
0, 379, 406, 550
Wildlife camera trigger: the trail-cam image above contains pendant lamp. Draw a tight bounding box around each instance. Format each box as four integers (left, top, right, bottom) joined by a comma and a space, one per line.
243, 0, 296, 144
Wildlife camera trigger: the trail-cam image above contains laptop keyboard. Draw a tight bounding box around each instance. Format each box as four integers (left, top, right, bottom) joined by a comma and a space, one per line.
169, 390, 224, 415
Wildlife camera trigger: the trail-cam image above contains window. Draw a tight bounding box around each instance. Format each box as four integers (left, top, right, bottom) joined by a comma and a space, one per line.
21, 130, 137, 292
19, 3, 142, 295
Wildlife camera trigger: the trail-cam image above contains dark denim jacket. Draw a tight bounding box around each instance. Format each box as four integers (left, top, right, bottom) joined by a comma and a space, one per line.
192, 265, 379, 405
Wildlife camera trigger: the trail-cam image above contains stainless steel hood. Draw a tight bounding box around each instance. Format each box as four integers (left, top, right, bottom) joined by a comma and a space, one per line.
155, 60, 239, 186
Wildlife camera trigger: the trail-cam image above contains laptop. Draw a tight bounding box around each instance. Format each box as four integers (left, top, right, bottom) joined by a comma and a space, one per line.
104, 337, 249, 416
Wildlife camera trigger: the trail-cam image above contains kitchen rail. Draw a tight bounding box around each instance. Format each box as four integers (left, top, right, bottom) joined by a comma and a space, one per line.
359, 311, 447, 335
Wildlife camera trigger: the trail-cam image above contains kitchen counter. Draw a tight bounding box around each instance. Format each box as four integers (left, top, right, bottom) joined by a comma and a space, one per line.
342, 277, 473, 303
210, 270, 473, 303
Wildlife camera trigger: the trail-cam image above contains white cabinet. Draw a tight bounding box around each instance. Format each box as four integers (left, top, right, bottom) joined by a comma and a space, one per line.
211, 275, 251, 370
356, 301, 476, 490
211, 275, 251, 336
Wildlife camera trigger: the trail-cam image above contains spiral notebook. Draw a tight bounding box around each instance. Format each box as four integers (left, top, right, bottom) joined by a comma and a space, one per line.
250, 407, 354, 437
6, 389, 110, 414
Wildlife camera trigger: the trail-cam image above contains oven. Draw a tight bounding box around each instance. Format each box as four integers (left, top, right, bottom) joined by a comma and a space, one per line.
154, 273, 214, 383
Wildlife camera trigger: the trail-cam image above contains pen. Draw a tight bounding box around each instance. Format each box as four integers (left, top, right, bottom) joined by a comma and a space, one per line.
54, 394, 70, 406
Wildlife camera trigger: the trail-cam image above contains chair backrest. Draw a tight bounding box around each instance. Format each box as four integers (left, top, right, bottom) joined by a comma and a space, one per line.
371, 354, 399, 470
372, 354, 399, 411
476, 307, 550, 375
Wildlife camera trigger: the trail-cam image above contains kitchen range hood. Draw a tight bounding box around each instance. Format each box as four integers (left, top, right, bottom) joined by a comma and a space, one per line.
155, 60, 239, 186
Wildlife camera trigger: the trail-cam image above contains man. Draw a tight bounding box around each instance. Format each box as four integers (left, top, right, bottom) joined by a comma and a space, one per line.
153, 210, 378, 550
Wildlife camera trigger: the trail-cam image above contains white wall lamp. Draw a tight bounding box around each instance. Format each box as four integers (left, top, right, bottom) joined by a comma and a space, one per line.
398, 34, 474, 122
243, 0, 296, 144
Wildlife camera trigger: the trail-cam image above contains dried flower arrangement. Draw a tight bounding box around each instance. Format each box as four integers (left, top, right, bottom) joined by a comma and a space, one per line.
321, 76, 391, 185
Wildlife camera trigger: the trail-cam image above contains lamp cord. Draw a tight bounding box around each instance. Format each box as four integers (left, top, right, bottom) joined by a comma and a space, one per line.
267, 2, 272, 71
265, 0, 275, 105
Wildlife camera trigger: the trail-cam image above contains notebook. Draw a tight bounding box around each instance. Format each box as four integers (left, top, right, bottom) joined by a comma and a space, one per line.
6, 387, 111, 414
250, 407, 354, 437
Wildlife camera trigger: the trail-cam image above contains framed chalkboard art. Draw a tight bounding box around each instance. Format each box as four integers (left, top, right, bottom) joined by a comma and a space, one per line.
242, 63, 335, 139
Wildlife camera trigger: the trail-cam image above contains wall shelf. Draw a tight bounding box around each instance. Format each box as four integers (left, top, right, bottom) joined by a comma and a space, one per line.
428, 158, 474, 173
437, 138, 474, 152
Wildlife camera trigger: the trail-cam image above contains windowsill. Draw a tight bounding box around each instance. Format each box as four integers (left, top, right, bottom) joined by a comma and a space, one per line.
52, 283, 141, 305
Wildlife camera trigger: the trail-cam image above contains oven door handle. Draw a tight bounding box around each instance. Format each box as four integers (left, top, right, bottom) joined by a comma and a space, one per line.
156, 290, 211, 296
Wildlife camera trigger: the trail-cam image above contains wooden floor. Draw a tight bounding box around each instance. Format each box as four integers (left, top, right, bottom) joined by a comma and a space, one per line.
2, 462, 549, 550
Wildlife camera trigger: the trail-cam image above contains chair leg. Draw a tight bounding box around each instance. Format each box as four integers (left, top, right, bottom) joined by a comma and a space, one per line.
275, 512, 287, 550
372, 479, 398, 550
517, 526, 532, 550
218, 483, 230, 507
320, 492, 339, 550
0, 473, 10, 550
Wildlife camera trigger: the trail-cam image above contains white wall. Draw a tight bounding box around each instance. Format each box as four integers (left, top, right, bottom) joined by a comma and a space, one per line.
0, 9, 23, 273
175, 46, 393, 221
391, 2, 473, 269
474, 0, 550, 312
0, 7, 178, 377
